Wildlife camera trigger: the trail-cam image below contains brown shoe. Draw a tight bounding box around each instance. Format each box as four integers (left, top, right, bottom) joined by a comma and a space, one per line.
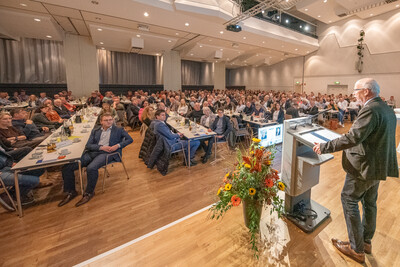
364, 242, 372, 254
75, 192, 95, 207
332, 238, 365, 263
58, 191, 78, 207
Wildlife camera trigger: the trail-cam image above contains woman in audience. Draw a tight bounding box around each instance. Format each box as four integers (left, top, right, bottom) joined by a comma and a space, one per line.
235, 99, 246, 113
45, 104, 63, 122
200, 107, 216, 128
177, 99, 188, 116
141, 106, 155, 127
28, 95, 40, 108
138, 100, 149, 121
98, 102, 118, 122
271, 103, 284, 124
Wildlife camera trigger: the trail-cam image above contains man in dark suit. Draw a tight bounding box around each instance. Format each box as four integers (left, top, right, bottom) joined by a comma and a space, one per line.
59, 113, 133, 207
201, 108, 232, 163
53, 99, 71, 119
313, 78, 398, 263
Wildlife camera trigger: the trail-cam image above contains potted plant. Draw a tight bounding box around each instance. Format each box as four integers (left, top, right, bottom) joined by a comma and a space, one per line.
356, 30, 365, 73
209, 138, 285, 257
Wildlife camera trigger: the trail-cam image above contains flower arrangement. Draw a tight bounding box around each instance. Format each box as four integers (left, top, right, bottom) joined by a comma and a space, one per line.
356, 30, 365, 73
209, 138, 285, 257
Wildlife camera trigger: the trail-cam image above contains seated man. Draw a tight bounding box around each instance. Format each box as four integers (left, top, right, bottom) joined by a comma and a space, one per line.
201, 108, 232, 163
186, 103, 203, 123
53, 99, 71, 119
0, 146, 44, 211
285, 103, 300, 118
0, 112, 43, 149
59, 113, 133, 207
11, 108, 49, 140
87, 91, 101, 107
60, 96, 75, 113
153, 110, 200, 166
32, 105, 63, 130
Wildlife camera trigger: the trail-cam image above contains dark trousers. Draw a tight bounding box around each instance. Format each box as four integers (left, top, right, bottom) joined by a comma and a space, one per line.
200, 136, 225, 158
8, 147, 32, 162
62, 152, 119, 194
341, 173, 380, 253
349, 109, 358, 121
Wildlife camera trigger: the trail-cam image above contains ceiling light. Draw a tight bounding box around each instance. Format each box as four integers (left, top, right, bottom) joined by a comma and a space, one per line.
46, 35, 52, 38
176, 33, 179, 35
199, 45, 203, 47
216, 61, 218, 63
397, 4, 400, 7
20, 3, 27, 7
144, 12, 149, 17
328, 20, 332, 23
97, 28, 102, 31
136, 34, 141, 37
317, 15, 321, 18
190, 53, 194, 56
101, 47, 105, 50
305, 26, 309, 31
185, 22, 189, 26
323, 0, 327, 2
209, 39, 212, 42
370, 14, 373, 16
156, 53, 160, 56
277, 16, 280, 19
269, 56, 272, 59
34, 18, 41, 22
305, 8, 308, 11
306, 51, 310, 53
262, 41, 265, 44
295, 48, 298, 51
299, 25, 303, 28
286, 0, 289, 2
220, 31, 224, 34
100, 42, 104, 45
243, 37, 246, 39
220, 48, 223, 51
168, 40, 172, 43
285, 19, 289, 23
262, 10, 265, 14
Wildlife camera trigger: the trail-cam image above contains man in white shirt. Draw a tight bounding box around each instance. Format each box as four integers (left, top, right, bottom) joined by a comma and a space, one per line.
347, 98, 360, 121
337, 97, 349, 126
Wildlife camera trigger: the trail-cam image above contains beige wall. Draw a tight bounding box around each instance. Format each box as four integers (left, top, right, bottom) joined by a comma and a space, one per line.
162, 50, 181, 91
228, 8, 400, 100
213, 62, 226, 90
64, 34, 99, 97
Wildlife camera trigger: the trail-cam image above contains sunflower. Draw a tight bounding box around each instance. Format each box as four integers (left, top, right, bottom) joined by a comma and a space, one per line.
265, 178, 274, 188
265, 160, 271, 166
225, 172, 230, 178
252, 138, 261, 143
217, 187, 222, 195
249, 188, 256, 195
225, 183, 232, 191
278, 182, 285, 191
231, 195, 241, 206
244, 164, 251, 169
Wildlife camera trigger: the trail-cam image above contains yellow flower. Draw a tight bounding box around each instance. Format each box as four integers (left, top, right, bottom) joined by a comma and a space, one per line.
217, 188, 222, 195
225, 172, 230, 178
225, 183, 232, 191
252, 138, 261, 143
260, 146, 264, 149
244, 164, 251, 169
250, 151, 254, 155
278, 182, 285, 191
249, 188, 256, 195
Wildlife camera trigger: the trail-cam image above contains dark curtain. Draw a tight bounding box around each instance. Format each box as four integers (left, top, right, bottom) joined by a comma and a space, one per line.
98, 50, 156, 84
0, 38, 66, 83
181, 60, 213, 85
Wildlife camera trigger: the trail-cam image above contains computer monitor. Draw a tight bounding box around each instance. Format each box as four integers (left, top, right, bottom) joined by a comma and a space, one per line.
258, 124, 283, 147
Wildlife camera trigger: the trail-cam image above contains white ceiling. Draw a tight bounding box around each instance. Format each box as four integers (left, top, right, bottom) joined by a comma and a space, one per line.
0, 0, 398, 68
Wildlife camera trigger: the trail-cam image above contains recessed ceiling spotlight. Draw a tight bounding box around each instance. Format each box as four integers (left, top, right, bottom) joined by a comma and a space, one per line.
91, 0, 99, 4
185, 22, 189, 26
190, 53, 194, 56
323, 0, 327, 3
396, 4, 400, 7
156, 53, 160, 56
262, 41, 265, 44
370, 13, 373, 16
286, 0, 289, 2
305, 8, 308, 11
97, 28, 102, 31
285, 19, 289, 23
328, 20, 332, 23
300, 25, 303, 28
216, 61, 218, 63
144, 12, 149, 17
243, 37, 246, 39
277, 16, 280, 19
136, 34, 141, 37
305, 26, 309, 31
168, 40, 172, 43
176, 33, 179, 35
20, 3, 27, 7
220, 31, 224, 34
295, 48, 298, 51
220, 48, 223, 51
317, 15, 321, 18
306, 51, 310, 53
262, 10, 265, 14
34, 18, 41, 22
100, 42, 104, 45
46, 35, 52, 38
199, 45, 203, 47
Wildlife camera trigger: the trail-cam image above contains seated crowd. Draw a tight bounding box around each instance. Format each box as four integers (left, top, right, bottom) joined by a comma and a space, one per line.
0, 88, 396, 212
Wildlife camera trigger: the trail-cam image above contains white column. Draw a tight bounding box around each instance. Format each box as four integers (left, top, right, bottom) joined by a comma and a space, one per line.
63, 34, 99, 97
162, 51, 181, 91
213, 62, 226, 90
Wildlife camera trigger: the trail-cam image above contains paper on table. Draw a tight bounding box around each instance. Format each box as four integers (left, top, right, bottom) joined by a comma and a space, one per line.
301, 129, 342, 144
42, 152, 59, 163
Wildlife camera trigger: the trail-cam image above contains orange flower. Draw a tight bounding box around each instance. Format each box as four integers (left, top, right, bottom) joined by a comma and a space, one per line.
265, 178, 274, 188
231, 195, 241, 206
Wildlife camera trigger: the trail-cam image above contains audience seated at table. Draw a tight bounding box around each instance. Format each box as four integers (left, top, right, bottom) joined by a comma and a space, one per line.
28, 95, 40, 108
252, 102, 264, 117
271, 103, 284, 124
0, 138, 31, 162
200, 107, 216, 128
286, 103, 300, 118
153, 109, 200, 166
59, 113, 133, 207
186, 103, 203, 123
138, 100, 149, 121
0, 112, 43, 149
10, 92, 21, 103
306, 100, 319, 115
60, 97, 76, 113
177, 99, 189, 116
98, 102, 118, 123
11, 108, 49, 140
243, 101, 255, 116
32, 105, 62, 130
0, 145, 44, 211
38, 92, 48, 103
0, 92, 11, 106
223, 97, 236, 111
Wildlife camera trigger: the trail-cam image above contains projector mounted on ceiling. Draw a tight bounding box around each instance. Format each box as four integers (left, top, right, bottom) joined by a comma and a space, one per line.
130, 37, 144, 53
226, 24, 242, 32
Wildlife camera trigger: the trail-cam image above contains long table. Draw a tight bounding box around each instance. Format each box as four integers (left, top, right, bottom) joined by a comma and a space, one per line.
166, 115, 217, 168
11, 107, 101, 217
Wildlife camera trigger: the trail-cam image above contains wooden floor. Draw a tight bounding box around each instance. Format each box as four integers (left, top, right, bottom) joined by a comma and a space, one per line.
0, 122, 399, 266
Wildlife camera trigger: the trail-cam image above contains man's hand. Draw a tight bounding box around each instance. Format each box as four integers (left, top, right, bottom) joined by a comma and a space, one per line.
313, 142, 321, 155
207, 128, 212, 132
178, 132, 183, 138
42, 127, 49, 132
18, 135, 26, 141
6, 137, 15, 142
100, 146, 112, 152
26, 120, 33, 124
109, 145, 119, 152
